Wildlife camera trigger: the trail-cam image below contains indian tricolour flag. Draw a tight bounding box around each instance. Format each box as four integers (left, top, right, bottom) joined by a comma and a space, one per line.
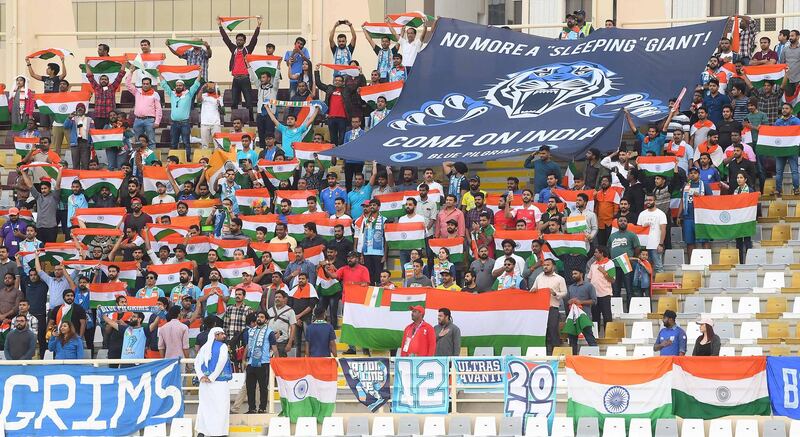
385, 222, 426, 250
673, 356, 770, 418
286, 214, 328, 241
318, 218, 353, 241
544, 233, 589, 256
20, 162, 61, 180
14, 137, 38, 158
89, 282, 128, 308
252, 242, 291, 268
428, 238, 465, 263
242, 215, 279, 240
148, 262, 193, 292
162, 235, 211, 264
28, 48, 74, 59
246, 54, 281, 78
127, 52, 166, 81
290, 245, 324, 266
694, 192, 758, 240
0, 209, 34, 226
257, 159, 298, 181
80, 56, 126, 93
552, 189, 595, 212
613, 253, 634, 274
316, 270, 342, 298
100, 261, 138, 291
494, 230, 538, 258
157, 65, 201, 90
275, 190, 319, 215
142, 203, 179, 223
70, 228, 122, 246
147, 224, 189, 241
89, 128, 124, 150
188, 319, 203, 347
74, 207, 126, 229
342, 285, 549, 350
168, 163, 204, 185
186, 199, 220, 220
293, 143, 335, 168
58, 168, 78, 201
722, 63, 785, 88
389, 289, 427, 311
236, 188, 272, 215
562, 161, 577, 188
143, 166, 170, 202
272, 358, 337, 423
211, 238, 249, 261
756, 125, 800, 157
319, 64, 360, 77
40, 242, 83, 265
637, 156, 677, 177
0, 84, 9, 122
166, 39, 206, 56
213, 132, 243, 152
611, 220, 651, 248
362, 22, 403, 41
388, 12, 434, 27
565, 215, 587, 234
567, 357, 673, 425
36, 91, 91, 124
80, 169, 125, 198
216, 259, 256, 289
358, 81, 403, 109
375, 191, 408, 218
219, 16, 254, 31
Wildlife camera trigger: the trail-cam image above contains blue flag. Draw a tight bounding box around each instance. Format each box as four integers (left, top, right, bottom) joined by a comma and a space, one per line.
767, 356, 800, 418
392, 357, 449, 414
333, 18, 726, 165
0, 358, 183, 436
340, 357, 391, 412
504, 357, 558, 431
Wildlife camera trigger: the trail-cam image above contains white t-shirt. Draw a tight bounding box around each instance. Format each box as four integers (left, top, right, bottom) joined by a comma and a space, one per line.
200, 93, 223, 126
330, 213, 352, 220
418, 181, 443, 202
637, 208, 668, 250
493, 254, 525, 277
399, 37, 423, 67
398, 214, 426, 225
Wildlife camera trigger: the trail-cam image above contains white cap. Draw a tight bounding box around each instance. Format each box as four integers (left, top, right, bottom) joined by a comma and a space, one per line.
696, 317, 714, 327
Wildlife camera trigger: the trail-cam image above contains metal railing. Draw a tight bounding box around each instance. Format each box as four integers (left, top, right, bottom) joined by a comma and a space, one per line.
33, 29, 302, 39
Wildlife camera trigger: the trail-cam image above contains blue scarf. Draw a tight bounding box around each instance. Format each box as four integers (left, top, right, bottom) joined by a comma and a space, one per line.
202, 340, 233, 381
246, 325, 273, 367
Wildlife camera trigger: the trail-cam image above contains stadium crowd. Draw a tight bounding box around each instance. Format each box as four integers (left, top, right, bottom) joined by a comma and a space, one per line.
0, 13, 791, 382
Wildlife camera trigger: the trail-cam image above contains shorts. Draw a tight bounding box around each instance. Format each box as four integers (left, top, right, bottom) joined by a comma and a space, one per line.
682, 218, 707, 245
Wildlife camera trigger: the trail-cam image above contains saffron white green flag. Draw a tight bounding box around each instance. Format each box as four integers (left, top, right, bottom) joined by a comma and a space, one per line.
694, 192, 758, 240
358, 81, 404, 109
28, 48, 74, 59
565, 215, 587, 234
272, 358, 337, 423
157, 65, 201, 90
216, 259, 256, 291
89, 128, 124, 150
36, 91, 91, 124
14, 137, 37, 158
166, 39, 206, 56
246, 54, 281, 78
387, 12, 434, 27
756, 125, 800, 157
428, 238, 465, 262
362, 22, 403, 41
385, 222, 425, 250
219, 16, 255, 31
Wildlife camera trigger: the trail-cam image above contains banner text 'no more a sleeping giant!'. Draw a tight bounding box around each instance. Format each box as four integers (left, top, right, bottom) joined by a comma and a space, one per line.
333, 18, 727, 165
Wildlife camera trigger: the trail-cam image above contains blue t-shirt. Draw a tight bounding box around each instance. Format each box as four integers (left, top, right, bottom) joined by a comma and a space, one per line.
636, 131, 667, 157
276, 124, 310, 158
121, 326, 148, 359
656, 325, 687, 356
305, 321, 335, 357
237, 149, 258, 167
284, 48, 311, 84
320, 187, 347, 215
698, 167, 720, 185
348, 184, 373, 218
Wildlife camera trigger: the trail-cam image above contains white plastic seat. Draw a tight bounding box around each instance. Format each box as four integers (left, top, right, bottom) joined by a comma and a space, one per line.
605, 345, 627, 357
733, 419, 758, 437
422, 417, 445, 436
632, 346, 654, 357
681, 418, 706, 437
610, 297, 624, 317
789, 297, 800, 317
579, 346, 600, 356
524, 417, 548, 437
771, 246, 795, 265
744, 248, 767, 266
718, 346, 736, 356
707, 272, 731, 289
551, 417, 575, 437
685, 322, 702, 344
525, 347, 546, 357
708, 419, 733, 437
169, 418, 193, 437
473, 346, 494, 356
738, 321, 764, 342
371, 416, 394, 436
684, 249, 712, 271
710, 296, 733, 315
623, 321, 653, 344
500, 346, 522, 356
741, 346, 764, 356
321, 417, 344, 437
474, 416, 497, 436
716, 322, 736, 340
268, 417, 291, 437
601, 418, 626, 437
763, 271, 787, 289
735, 297, 761, 316
663, 248, 685, 268
142, 423, 167, 437
623, 297, 651, 318
295, 417, 319, 437
682, 296, 706, 315
735, 271, 758, 289
629, 418, 653, 437
789, 419, 800, 437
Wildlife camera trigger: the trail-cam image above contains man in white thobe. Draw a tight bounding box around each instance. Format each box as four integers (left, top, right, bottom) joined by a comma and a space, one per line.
194, 327, 232, 436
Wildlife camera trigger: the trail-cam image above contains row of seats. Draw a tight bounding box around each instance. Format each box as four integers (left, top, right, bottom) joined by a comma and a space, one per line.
663, 248, 797, 271
604, 319, 793, 344
615, 295, 800, 318
546, 417, 790, 437
574, 344, 784, 357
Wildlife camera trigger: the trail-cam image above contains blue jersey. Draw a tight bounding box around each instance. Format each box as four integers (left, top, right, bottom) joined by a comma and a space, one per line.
656, 325, 687, 356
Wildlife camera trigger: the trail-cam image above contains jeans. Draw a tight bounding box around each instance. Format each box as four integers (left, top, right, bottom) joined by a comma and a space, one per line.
546, 307, 561, 355
170, 120, 192, 161
319, 292, 341, 329
736, 237, 752, 264
57, 209, 69, 236
245, 364, 269, 411
568, 326, 597, 354
133, 117, 156, 147
592, 296, 613, 333
51, 126, 66, 156
648, 248, 664, 273
294, 321, 307, 357
612, 268, 634, 309
105, 147, 125, 170
231, 75, 254, 119
38, 226, 58, 244
70, 139, 91, 170
256, 114, 276, 148
775, 155, 799, 193
344, 162, 364, 192
327, 117, 347, 145
363, 255, 384, 285
34, 313, 47, 359
756, 154, 769, 192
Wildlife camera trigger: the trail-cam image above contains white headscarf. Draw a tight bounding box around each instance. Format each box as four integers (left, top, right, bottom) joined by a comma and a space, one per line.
197, 327, 225, 368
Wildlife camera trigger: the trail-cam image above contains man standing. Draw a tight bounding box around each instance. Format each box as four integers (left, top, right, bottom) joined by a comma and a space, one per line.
125, 66, 161, 147
524, 147, 562, 193
158, 306, 190, 359
85, 64, 126, 130
434, 308, 461, 357
329, 20, 357, 72
399, 305, 436, 357
287, 272, 318, 357
315, 65, 357, 146
654, 310, 687, 356
587, 247, 614, 333
565, 268, 597, 354
263, 105, 318, 159
607, 216, 640, 307
304, 307, 337, 357
637, 194, 668, 273
531, 259, 568, 354
19, 171, 58, 243
357, 199, 387, 284
779, 29, 800, 97
160, 74, 203, 161
194, 328, 232, 437
223, 288, 253, 341
245, 311, 278, 414
0, 272, 22, 322
4, 314, 35, 360
267, 289, 296, 357
677, 167, 710, 258
1, 208, 27, 257
254, 70, 280, 146
34, 252, 69, 307
166, 38, 212, 81
218, 16, 262, 120
774, 102, 800, 196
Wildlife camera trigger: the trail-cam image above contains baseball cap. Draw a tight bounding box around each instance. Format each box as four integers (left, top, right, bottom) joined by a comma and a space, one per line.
131, 197, 143, 204
8, 207, 19, 215
361, 200, 371, 206
440, 270, 452, 276
409, 305, 425, 313
696, 317, 714, 327
688, 167, 700, 173
469, 174, 481, 182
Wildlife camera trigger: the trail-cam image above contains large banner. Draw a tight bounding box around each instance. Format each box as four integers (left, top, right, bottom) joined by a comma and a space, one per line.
392, 357, 450, 414
341, 285, 548, 351
768, 356, 800, 419
504, 357, 558, 429
340, 358, 391, 412
453, 357, 505, 393
333, 18, 726, 165
0, 359, 183, 436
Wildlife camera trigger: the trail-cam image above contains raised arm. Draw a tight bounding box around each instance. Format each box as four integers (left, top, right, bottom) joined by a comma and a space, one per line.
348, 21, 357, 47
165, 40, 180, 57
217, 17, 236, 51
25, 57, 43, 81
58, 56, 67, 80
329, 22, 338, 50
362, 26, 379, 49
385, 16, 401, 45
624, 108, 637, 134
